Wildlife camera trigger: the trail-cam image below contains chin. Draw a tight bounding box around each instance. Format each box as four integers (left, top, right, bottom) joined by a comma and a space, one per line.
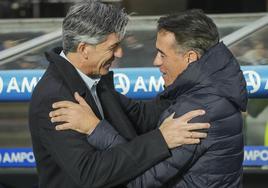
165, 80, 174, 88
163, 79, 170, 87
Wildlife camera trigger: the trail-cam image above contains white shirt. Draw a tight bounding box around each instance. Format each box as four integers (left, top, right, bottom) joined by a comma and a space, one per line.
60, 51, 104, 118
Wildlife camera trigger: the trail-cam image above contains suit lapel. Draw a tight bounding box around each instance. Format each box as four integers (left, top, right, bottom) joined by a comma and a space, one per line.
45, 48, 137, 139
97, 72, 137, 140
45, 48, 102, 119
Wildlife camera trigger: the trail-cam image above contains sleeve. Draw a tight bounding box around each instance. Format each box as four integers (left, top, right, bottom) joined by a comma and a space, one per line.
98, 71, 171, 134
87, 102, 209, 187
116, 93, 171, 134
35, 96, 171, 188
87, 119, 127, 149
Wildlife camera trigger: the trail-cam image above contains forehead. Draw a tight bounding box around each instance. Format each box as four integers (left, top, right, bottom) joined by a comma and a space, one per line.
105, 33, 120, 45
99, 33, 121, 48
156, 30, 178, 50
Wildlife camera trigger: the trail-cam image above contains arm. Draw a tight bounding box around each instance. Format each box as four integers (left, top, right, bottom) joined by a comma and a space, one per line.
50, 96, 209, 187
127, 113, 209, 187
99, 71, 171, 133
86, 110, 209, 187
36, 96, 171, 188
51, 93, 208, 150
116, 93, 171, 133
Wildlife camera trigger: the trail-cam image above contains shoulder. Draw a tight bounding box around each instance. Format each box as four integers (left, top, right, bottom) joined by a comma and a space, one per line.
32, 69, 63, 101
189, 94, 239, 121
170, 94, 239, 123
30, 67, 73, 116
170, 95, 209, 123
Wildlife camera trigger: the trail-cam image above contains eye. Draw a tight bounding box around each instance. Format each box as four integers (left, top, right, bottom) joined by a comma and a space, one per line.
156, 49, 166, 58
159, 52, 165, 58
109, 43, 120, 52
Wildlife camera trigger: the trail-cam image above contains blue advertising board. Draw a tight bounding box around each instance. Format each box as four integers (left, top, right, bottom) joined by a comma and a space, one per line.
242, 66, 268, 98
1, 146, 267, 168
0, 148, 35, 167
0, 66, 268, 101
0, 70, 44, 101
113, 68, 163, 99
244, 146, 268, 166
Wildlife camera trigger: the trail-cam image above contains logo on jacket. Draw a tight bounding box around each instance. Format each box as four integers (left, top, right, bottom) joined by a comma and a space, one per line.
243, 70, 261, 94
0, 76, 3, 94
114, 73, 130, 95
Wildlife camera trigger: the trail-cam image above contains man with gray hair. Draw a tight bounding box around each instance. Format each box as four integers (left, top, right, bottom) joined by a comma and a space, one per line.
29, 1, 209, 188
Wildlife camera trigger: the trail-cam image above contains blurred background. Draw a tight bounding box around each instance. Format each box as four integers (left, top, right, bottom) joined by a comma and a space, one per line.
0, 0, 268, 188
0, 0, 267, 18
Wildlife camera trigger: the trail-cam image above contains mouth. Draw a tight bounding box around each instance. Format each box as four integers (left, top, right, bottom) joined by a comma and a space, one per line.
104, 62, 112, 69
160, 70, 167, 77
102, 58, 114, 69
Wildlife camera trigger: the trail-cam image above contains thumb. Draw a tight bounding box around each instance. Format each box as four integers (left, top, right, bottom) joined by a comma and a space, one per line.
162, 112, 175, 123
74, 92, 88, 106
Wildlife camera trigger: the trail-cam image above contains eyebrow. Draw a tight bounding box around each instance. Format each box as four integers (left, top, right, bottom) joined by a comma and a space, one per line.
109, 42, 120, 50
156, 48, 166, 56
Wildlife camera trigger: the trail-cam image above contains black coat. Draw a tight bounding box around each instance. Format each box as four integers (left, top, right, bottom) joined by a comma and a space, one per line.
87, 42, 247, 188
28, 47, 171, 188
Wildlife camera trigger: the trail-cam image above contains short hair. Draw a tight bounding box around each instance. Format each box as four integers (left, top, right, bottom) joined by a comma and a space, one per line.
62, 0, 128, 53
157, 9, 219, 56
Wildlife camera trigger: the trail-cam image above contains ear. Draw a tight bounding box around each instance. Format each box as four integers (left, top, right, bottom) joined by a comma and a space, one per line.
185, 50, 199, 64
77, 42, 90, 60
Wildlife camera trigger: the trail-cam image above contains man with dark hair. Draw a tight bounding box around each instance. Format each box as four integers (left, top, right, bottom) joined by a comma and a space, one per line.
29, 1, 209, 188
51, 9, 247, 187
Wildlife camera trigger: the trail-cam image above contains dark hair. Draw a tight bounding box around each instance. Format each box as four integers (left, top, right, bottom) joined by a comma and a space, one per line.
157, 9, 219, 56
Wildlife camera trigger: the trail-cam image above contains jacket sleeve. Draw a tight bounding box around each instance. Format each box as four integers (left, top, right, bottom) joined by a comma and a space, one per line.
87, 103, 209, 187
116, 93, 171, 134
35, 96, 171, 188
99, 71, 171, 134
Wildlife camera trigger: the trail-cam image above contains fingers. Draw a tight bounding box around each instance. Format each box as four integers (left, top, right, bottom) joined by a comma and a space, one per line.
52, 93, 87, 109
189, 131, 207, 139
55, 123, 90, 135
186, 123, 210, 131
74, 92, 88, 106
55, 123, 72, 131
178, 110, 205, 122
162, 112, 175, 123
49, 108, 68, 118
74, 92, 94, 113
184, 131, 205, 144
184, 138, 200, 144
51, 115, 69, 123
52, 101, 77, 109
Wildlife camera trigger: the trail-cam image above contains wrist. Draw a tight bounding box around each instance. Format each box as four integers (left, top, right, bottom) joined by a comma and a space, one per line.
86, 118, 100, 135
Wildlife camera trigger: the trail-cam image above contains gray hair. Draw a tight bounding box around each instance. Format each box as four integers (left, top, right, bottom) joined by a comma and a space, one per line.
62, 0, 128, 53
158, 9, 219, 56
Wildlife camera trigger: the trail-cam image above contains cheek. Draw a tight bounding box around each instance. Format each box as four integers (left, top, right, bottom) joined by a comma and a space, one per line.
101, 53, 113, 64
167, 59, 185, 78
165, 60, 178, 73
96, 58, 107, 69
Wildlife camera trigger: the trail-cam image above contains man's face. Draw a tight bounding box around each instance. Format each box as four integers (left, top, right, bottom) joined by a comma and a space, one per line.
153, 30, 190, 87
82, 33, 122, 76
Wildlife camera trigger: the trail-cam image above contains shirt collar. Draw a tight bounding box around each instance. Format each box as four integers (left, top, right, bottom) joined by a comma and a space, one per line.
60, 51, 100, 90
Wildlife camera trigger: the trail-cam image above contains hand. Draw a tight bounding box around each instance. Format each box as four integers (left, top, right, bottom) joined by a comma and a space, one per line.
159, 110, 210, 149
49, 92, 100, 134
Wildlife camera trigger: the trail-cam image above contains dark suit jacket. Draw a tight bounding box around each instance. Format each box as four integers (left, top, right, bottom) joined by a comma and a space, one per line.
28, 48, 170, 188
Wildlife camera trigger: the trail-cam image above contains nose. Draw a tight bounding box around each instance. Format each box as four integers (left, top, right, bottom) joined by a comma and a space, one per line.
153, 52, 162, 67
114, 46, 123, 58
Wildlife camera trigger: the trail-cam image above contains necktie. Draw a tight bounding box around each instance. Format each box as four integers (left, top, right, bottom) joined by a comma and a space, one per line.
91, 82, 104, 119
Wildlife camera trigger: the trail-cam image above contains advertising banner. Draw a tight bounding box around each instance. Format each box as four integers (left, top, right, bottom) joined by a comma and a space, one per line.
0, 66, 268, 101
